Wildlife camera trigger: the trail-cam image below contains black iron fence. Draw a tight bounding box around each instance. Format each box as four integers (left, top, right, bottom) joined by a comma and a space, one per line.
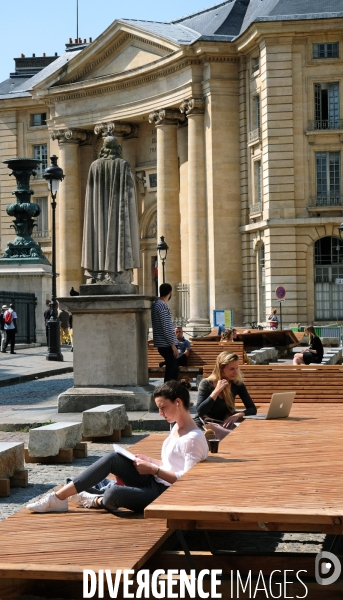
0, 291, 36, 343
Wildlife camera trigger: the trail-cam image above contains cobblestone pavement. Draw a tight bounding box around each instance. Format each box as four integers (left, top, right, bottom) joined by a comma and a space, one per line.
0, 373, 74, 409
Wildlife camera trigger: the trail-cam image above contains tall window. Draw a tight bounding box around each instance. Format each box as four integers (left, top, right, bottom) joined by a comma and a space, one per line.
313, 43, 339, 59
315, 237, 343, 319
33, 144, 47, 179
259, 244, 265, 322
252, 56, 259, 73
255, 160, 262, 204
316, 151, 340, 204
33, 197, 49, 238
314, 83, 339, 129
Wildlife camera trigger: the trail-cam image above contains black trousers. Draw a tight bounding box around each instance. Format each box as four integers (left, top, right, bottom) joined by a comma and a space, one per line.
157, 346, 179, 382
4, 330, 15, 353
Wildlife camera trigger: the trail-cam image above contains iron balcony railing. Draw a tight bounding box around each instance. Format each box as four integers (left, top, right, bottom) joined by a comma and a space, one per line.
248, 127, 261, 143
309, 195, 343, 207
32, 229, 51, 239
250, 202, 262, 215
308, 119, 343, 131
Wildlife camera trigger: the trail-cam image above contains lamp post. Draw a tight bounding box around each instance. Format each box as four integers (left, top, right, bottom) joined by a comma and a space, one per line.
43, 155, 64, 361
157, 236, 168, 284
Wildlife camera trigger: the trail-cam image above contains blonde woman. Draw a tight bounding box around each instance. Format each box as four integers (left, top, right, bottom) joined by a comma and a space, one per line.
195, 352, 257, 429
293, 326, 324, 365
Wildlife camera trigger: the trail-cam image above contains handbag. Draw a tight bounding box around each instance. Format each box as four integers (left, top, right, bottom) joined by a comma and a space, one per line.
200, 417, 232, 441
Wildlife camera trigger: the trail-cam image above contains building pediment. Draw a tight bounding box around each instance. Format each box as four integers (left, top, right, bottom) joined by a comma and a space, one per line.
53, 23, 180, 87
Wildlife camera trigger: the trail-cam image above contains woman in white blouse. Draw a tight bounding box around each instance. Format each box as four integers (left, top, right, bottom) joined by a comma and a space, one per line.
27, 380, 208, 514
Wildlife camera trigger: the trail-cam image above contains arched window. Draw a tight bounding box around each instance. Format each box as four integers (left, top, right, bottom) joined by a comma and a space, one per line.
315, 236, 343, 319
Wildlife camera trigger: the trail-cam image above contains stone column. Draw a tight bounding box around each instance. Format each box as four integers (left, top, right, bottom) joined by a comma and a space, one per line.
149, 109, 185, 316
94, 121, 138, 151
51, 129, 90, 297
180, 98, 210, 335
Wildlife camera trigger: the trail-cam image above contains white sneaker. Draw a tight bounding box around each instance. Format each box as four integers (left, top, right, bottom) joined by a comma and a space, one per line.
26, 492, 68, 513
76, 491, 102, 508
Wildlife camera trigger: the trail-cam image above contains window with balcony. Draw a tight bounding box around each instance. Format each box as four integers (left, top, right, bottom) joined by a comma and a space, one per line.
312, 83, 340, 130
32, 197, 49, 239
313, 43, 339, 59
315, 151, 341, 206
30, 113, 46, 127
33, 144, 47, 179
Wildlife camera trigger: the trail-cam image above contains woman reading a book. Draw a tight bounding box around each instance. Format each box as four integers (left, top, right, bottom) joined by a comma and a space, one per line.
194, 352, 257, 429
27, 380, 208, 514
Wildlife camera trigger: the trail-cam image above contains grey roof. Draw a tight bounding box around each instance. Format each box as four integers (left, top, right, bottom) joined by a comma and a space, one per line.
0, 76, 31, 96
12, 49, 82, 93
126, 0, 343, 44
122, 19, 201, 44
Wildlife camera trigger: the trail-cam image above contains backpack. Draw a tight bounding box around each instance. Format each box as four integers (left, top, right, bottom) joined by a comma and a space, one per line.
4, 311, 12, 325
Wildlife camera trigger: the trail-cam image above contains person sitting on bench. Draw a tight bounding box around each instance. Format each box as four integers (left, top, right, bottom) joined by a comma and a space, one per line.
293, 326, 324, 365
26, 380, 208, 514
222, 328, 252, 365
194, 351, 257, 429
159, 326, 190, 368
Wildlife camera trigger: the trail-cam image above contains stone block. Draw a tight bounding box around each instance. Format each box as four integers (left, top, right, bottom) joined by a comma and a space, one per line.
58, 385, 155, 412
28, 422, 83, 457
321, 337, 340, 347
0, 442, 25, 479
83, 404, 128, 437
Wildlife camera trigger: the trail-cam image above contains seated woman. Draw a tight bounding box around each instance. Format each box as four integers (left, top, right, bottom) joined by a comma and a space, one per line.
27, 380, 208, 514
194, 352, 257, 429
293, 326, 324, 365
221, 328, 251, 365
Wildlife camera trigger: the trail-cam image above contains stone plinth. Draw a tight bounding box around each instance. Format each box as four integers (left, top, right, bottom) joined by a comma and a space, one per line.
83, 404, 128, 437
0, 262, 52, 344
58, 295, 155, 412
0, 442, 24, 478
28, 422, 83, 457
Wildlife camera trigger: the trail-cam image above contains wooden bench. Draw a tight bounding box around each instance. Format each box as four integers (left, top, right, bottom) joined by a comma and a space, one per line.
203, 364, 343, 402
148, 341, 244, 380
0, 434, 171, 600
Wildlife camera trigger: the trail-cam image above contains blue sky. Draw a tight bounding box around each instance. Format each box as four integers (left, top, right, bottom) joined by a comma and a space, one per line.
0, 0, 214, 83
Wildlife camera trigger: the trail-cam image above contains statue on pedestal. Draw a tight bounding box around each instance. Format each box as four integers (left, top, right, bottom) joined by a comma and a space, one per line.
81, 134, 140, 288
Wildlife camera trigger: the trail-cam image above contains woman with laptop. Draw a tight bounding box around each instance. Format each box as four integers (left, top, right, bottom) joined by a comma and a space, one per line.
293, 326, 324, 365
194, 352, 257, 429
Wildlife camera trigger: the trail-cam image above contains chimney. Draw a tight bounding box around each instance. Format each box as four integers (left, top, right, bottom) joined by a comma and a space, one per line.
42, 52, 46, 57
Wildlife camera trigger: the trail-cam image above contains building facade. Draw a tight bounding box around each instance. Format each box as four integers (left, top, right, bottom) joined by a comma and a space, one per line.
1, 0, 343, 330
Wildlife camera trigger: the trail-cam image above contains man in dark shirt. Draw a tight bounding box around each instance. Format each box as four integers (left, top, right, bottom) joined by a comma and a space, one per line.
151, 283, 178, 382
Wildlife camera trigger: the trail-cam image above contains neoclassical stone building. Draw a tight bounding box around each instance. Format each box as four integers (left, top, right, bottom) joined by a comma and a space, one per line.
1, 0, 343, 330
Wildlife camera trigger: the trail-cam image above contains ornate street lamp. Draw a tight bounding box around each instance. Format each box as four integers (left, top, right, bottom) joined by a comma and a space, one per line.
157, 236, 168, 284
43, 155, 64, 361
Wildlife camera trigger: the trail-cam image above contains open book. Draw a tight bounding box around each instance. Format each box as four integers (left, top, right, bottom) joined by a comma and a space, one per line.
113, 443, 136, 462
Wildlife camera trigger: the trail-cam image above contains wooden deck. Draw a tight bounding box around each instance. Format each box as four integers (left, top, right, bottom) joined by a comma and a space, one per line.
202, 364, 343, 402
0, 434, 169, 599
146, 404, 343, 534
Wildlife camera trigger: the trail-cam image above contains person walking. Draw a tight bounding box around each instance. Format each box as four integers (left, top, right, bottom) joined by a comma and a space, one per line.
58, 305, 70, 345
0, 305, 8, 353
151, 283, 179, 382
4, 303, 17, 354
44, 301, 53, 344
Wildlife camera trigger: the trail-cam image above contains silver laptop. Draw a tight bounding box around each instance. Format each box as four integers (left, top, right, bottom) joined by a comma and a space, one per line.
244, 391, 296, 420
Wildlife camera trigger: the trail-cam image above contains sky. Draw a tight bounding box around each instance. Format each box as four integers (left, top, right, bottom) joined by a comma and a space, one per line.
0, 0, 215, 83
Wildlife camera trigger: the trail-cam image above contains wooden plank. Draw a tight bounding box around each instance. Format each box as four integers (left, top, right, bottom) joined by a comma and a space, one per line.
10, 469, 28, 488
146, 404, 343, 532
24, 448, 74, 464
0, 478, 10, 498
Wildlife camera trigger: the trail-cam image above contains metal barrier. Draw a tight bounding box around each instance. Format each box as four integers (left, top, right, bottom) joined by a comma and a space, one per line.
0, 291, 36, 343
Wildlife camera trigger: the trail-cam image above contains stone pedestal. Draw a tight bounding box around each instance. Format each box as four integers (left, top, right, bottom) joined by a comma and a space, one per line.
58, 294, 155, 412
0, 262, 52, 344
